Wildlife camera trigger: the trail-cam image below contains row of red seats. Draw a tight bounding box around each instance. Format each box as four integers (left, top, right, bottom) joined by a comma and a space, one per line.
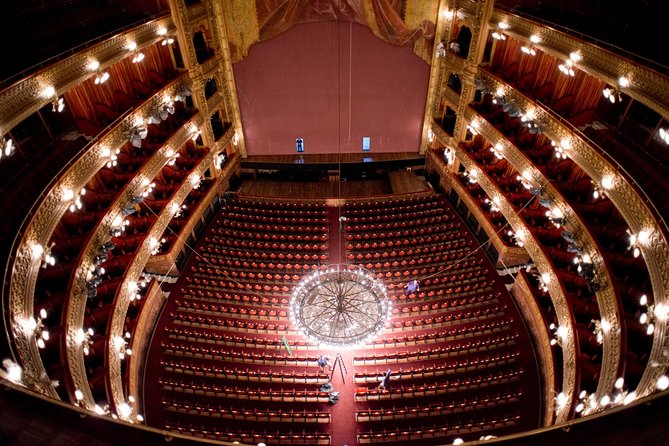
346, 231, 466, 251
353, 330, 519, 364
354, 350, 520, 382
356, 388, 523, 421
161, 358, 328, 384
170, 312, 289, 333
357, 413, 520, 444
344, 195, 441, 215
354, 367, 524, 400
165, 421, 330, 445
345, 213, 450, 233
345, 222, 457, 241
223, 211, 328, 225
389, 293, 501, 317
205, 235, 326, 253
173, 298, 288, 319
163, 398, 330, 423
160, 377, 330, 402
165, 327, 309, 349
162, 340, 316, 364
215, 228, 328, 243
180, 289, 289, 306
219, 219, 327, 234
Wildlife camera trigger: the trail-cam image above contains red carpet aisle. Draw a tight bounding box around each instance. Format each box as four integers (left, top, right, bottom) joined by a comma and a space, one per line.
327, 207, 344, 265
142, 194, 542, 445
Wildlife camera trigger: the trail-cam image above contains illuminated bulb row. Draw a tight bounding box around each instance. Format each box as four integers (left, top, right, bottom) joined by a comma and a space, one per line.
100, 146, 120, 168
31, 242, 56, 268
548, 322, 568, 346
507, 228, 525, 247
149, 237, 166, 255
558, 52, 581, 77
94, 71, 110, 85
128, 279, 148, 301
483, 196, 501, 213
157, 26, 175, 45
21, 308, 49, 349
63, 187, 86, 212
602, 77, 629, 103
114, 332, 132, 360
659, 128, 669, 145
466, 120, 480, 135
627, 228, 651, 258
1, 137, 15, 159
489, 143, 504, 160
52, 97, 65, 113
165, 148, 180, 166
74, 327, 95, 355
492, 31, 506, 40
217, 153, 227, 169
521, 45, 536, 56
170, 202, 187, 217
443, 148, 454, 165
111, 215, 130, 237
190, 174, 202, 189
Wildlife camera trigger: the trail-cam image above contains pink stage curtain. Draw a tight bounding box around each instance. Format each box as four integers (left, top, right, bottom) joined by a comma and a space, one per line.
253, 0, 435, 62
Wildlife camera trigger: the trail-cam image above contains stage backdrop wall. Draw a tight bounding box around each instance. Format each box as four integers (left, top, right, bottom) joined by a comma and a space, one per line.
233, 21, 430, 155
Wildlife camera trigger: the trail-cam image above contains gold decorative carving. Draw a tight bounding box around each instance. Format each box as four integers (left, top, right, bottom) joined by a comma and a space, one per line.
65, 110, 205, 411
127, 280, 166, 404
8, 76, 189, 405
477, 70, 669, 400
488, 10, 669, 121
419, 0, 452, 154
466, 105, 622, 402
220, 0, 259, 63
205, 0, 247, 158
433, 153, 529, 267
512, 270, 556, 426
433, 122, 577, 424
0, 16, 175, 137
404, 0, 440, 30
107, 150, 215, 413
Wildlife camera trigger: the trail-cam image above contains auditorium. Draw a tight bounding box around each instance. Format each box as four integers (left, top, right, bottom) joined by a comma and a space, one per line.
1, 1, 669, 445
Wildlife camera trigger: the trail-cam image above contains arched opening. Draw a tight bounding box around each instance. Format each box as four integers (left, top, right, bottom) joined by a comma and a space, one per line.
447, 73, 462, 95
456, 25, 472, 58
193, 31, 214, 64
204, 77, 218, 99
210, 110, 229, 141
442, 106, 457, 136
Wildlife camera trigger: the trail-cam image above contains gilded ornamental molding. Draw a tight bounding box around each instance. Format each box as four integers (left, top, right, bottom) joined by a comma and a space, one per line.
435, 122, 577, 423
478, 70, 669, 399
487, 10, 669, 121
9, 76, 189, 404
420, 0, 452, 154
0, 16, 175, 137
467, 106, 622, 404
107, 151, 216, 418
66, 109, 205, 410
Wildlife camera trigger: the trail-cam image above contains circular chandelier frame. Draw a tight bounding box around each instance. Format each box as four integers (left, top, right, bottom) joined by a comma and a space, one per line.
289, 264, 391, 348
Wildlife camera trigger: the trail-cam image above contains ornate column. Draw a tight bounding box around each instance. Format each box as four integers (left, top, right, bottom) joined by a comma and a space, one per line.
420, 0, 455, 154
204, 0, 249, 158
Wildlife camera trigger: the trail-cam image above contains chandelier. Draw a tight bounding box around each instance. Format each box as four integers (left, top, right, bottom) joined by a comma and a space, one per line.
290, 265, 391, 348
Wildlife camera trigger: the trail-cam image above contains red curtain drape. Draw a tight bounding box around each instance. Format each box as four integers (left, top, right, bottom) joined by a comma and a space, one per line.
65, 43, 175, 124
254, 0, 434, 62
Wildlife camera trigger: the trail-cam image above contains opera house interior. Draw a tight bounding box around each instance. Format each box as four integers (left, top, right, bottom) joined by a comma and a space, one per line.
2, 0, 669, 445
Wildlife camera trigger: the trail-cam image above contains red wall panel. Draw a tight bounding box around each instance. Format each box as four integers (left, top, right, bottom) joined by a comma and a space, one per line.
233, 21, 430, 155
